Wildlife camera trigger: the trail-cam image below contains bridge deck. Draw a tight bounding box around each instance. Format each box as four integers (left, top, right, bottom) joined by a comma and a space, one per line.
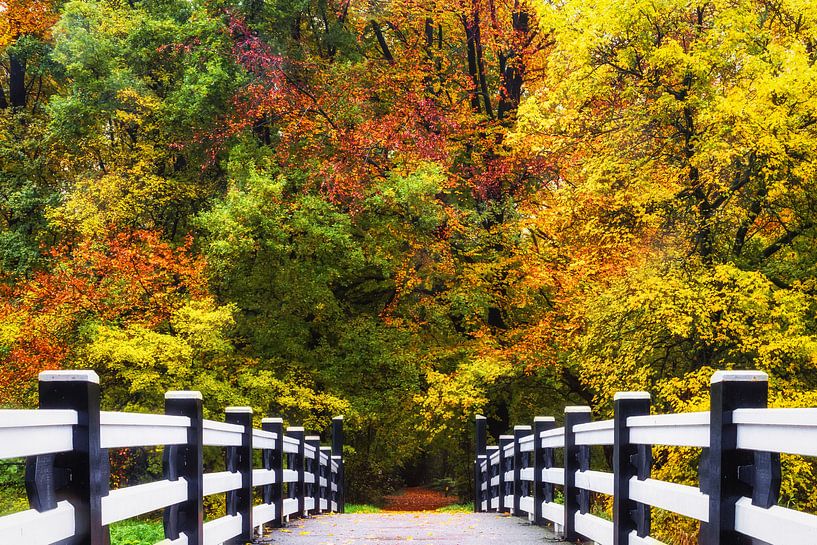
262, 512, 570, 544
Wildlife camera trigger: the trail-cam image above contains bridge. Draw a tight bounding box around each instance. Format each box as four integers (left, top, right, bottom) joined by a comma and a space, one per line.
0, 369, 816, 545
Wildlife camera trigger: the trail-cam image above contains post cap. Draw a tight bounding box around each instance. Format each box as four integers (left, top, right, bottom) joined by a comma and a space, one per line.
287, 426, 305, 432
262, 417, 283, 424
613, 392, 651, 401
320, 446, 331, 451
486, 445, 499, 451
711, 370, 768, 384
564, 406, 592, 413
514, 425, 532, 431
225, 406, 253, 414
332, 415, 344, 420
165, 391, 203, 400
39, 370, 99, 384
534, 416, 556, 422
475, 415, 487, 420
306, 435, 321, 441
477, 454, 487, 459
331, 455, 342, 460
499, 434, 514, 440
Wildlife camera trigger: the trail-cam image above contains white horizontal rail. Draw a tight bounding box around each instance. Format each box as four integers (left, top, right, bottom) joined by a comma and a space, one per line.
627, 412, 709, 448
734, 496, 817, 544
540, 427, 565, 448
0, 410, 77, 459
628, 478, 709, 522
282, 436, 300, 454
282, 498, 299, 516
202, 419, 244, 447
490, 497, 499, 509
252, 469, 276, 487
253, 503, 276, 526
628, 533, 666, 545
734, 408, 817, 457
304, 472, 315, 484
155, 532, 189, 545
575, 470, 614, 495
203, 471, 242, 496
100, 411, 190, 449
0, 501, 75, 545
331, 501, 337, 512
101, 479, 187, 525
305, 497, 315, 510
541, 501, 564, 524
203, 514, 242, 545
574, 419, 614, 446
542, 467, 564, 485
519, 496, 534, 513
503, 443, 514, 456
490, 475, 499, 487
574, 512, 613, 545
251, 429, 277, 450
519, 434, 535, 452
283, 469, 298, 483
503, 470, 514, 483
320, 498, 328, 510
520, 467, 534, 482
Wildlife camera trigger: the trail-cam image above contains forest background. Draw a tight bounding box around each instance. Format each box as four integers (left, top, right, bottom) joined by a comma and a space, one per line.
2, 0, 817, 540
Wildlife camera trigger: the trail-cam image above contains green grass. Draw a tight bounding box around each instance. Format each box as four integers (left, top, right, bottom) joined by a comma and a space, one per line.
435, 502, 473, 513
109, 520, 164, 545
345, 503, 383, 513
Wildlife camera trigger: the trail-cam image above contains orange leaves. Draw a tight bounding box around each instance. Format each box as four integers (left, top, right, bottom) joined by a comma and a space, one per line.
0, 230, 207, 404
0, 0, 57, 47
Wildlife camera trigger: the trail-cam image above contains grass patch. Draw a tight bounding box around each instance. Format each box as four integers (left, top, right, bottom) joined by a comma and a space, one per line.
109, 520, 164, 545
435, 502, 473, 513
345, 503, 383, 513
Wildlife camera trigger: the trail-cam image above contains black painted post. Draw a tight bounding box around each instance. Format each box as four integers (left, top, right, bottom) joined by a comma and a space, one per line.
163, 391, 204, 545
476, 455, 487, 512
700, 371, 775, 545
486, 445, 499, 512
513, 425, 531, 516
35, 371, 109, 545
563, 406, 591, 541
475, 415, 487, 512
498, 434, 513, 513
332, 416, 344, 513
261, 417, 285, 527
225, 407, 253, 543
533, 416, 555, 526
613, 392, 651, 545
306, 435, 321, 515
288, 426, 306, 517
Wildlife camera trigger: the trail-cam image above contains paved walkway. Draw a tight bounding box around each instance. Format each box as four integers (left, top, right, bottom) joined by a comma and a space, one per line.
262, 512, 570, 544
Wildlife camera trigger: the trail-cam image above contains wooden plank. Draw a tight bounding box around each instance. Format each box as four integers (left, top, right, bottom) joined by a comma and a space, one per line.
203, 419, 244, 447
628, 478, 709, 522
574, 512, 613, 545
252, 429, 277, 450
734, 497, 817, 544
253, 503, 277, 526
733, 408, 817, 457
252, 468, 276, 487
0, 410, 77, 459
575, 470, 614, 496
203, 471, 243, 497
101, 479, 188, 525
283, 498, 299, 516
203, 514, 242, 545
100, 411, 189, 449
540, 501, 564, 524
542, 467, 564, 486
574, 420, 614, 446
0, 501, 75, 545
626, 413, 709, 448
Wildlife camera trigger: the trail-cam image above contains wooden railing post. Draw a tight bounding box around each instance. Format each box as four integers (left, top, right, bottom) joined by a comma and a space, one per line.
532, 416, 555, 526
563, 406, 591, 541
475, 415, 487, 512
225, 407, 253, 543
700, 371, 775, 545
163, 391, 204, 545
513, 425, 531, 516
476, 454, 487, 511
320, 446, 331, 513
288, 426, 306, 517
613, 392, 651, 545
332, 416, 344, 513
261, 417, 284, 527
33, 371, 109, 545
498, 434, 513, 513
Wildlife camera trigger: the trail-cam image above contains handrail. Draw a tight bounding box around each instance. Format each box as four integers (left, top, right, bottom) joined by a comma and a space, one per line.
0, 370, 345, 545
473, 369, 817, 545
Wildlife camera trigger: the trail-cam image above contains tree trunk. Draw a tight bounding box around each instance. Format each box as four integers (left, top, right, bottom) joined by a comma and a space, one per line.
9, 53, 27, 109
462, 16, 482, 113
0, 84, 7, 110
497, 1, 529, 119
471, 1, 493, 118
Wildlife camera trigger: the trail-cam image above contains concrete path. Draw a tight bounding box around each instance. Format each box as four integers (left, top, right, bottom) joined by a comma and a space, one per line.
261, 512, 570, 544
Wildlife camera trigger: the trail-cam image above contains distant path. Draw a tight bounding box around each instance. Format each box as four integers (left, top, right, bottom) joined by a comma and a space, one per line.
262, 512, 570, 544
382, 486, 457, 511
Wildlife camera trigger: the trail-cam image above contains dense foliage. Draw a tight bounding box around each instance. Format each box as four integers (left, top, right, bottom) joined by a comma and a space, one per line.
2, 0, 817, 535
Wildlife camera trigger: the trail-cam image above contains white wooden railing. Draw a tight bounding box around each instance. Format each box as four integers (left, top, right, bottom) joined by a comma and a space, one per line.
474, 370, 817, 545
0, 370, 344, 545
